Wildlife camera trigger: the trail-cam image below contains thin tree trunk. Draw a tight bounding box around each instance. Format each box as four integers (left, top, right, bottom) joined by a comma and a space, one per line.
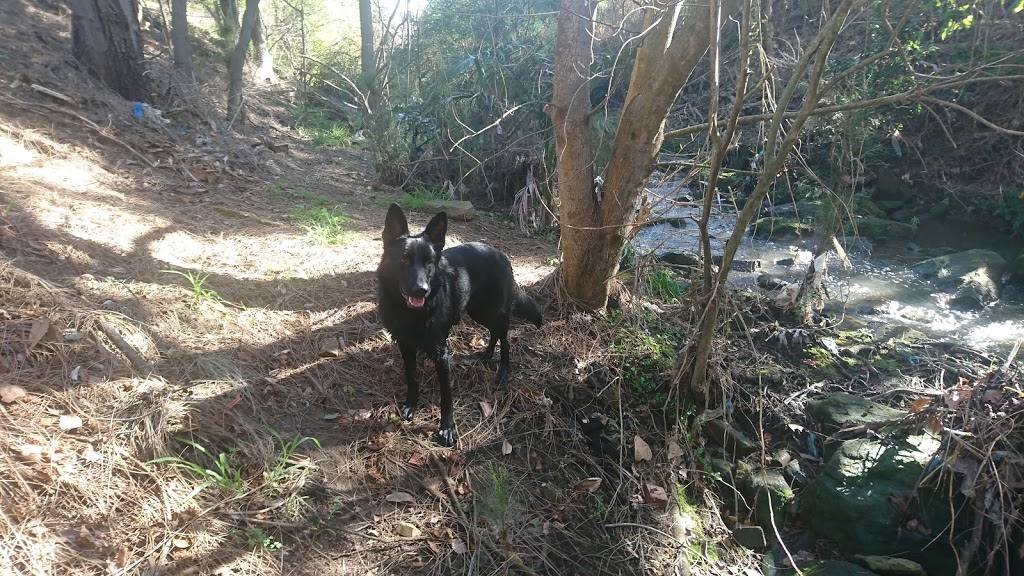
359, 0, 378, 114
70, 0, 149, 101
170, 0, 194, 80
684, 0, 868, 403
226, 0, 261, 122
220, 0, 239, 33
250, 10, 276, 83
548, 0, 596, 304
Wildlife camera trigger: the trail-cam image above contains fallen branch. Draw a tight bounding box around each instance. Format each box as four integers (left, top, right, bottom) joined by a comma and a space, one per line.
97, 320, 152, 372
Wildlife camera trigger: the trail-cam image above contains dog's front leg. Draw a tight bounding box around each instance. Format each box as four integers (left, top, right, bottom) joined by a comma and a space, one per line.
433, 348, 456, 447
398, 342, 419, 421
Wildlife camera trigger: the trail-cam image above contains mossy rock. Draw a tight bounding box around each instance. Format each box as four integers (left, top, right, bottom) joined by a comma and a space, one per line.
801, 435, 961, 576
850, 217, 916, 240
799, 560, 881, 576
1006, 251, 1024, 285
805, 393, 904, 435
750, 217, 814, 239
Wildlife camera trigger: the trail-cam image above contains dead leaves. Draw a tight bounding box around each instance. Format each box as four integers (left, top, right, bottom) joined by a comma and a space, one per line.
634, 435, 652, 462
1, 383, 27, 403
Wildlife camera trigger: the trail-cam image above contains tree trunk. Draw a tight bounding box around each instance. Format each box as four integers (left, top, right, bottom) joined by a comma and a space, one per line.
556, 0, 741, 310
70, 0, 149, 101
219, 0, 239, 34
548, 0, 596, 304
170, 0, 193, 80
226, 0, 261, 122
358, 0, 378, 113
250, 10, 276, 83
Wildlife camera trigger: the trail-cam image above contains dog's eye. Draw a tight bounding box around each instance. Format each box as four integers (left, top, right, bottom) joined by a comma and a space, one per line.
400, 254, 410, 264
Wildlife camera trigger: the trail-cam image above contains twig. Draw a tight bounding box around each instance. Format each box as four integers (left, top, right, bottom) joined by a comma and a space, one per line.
914, 95, 1024, 137
831, 411, 925, 441
604, 522, 682, 544
97, 320, 152, 372
0, 94, 159, 168
30, 84, 73, 104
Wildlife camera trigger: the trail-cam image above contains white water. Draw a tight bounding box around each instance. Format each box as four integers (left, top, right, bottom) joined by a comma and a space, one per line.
632, 186, 1024, 353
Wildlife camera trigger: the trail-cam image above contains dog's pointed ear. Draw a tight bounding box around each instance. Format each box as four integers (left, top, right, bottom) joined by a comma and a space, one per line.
424, 212, 448, 249
383, 203, 409, 245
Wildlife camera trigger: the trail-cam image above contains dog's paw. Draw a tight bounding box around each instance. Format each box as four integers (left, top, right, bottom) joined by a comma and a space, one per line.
399, 403, 416, 421
434, 426, 457, 447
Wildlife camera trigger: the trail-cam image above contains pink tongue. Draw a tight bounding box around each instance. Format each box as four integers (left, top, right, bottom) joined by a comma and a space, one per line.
406, 295, 426, 309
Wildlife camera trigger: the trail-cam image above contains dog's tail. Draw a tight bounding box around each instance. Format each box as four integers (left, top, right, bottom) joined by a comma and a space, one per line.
513, 286, 543, 328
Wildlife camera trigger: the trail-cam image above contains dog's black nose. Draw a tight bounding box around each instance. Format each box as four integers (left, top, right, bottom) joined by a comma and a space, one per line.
410, 285, 428, 297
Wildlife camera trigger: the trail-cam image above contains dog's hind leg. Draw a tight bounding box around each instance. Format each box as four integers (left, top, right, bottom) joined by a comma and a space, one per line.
492, 323, 512, 387
433, 349, 457, 447
398, 342, 419, 421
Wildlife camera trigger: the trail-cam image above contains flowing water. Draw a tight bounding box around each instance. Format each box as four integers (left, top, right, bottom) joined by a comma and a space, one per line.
632, 185, 1024, 353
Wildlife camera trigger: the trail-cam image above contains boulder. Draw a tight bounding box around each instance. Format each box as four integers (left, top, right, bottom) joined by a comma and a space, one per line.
418, 199, 477, 220
799, 560, 881, 576
851, 555, 927, 576
806, 393, 905, 435
873, 167, 912, 202
657, 252, 700, 267
737, 466, 794, 530
801, 435, 961, 575
852, 217, 916, 241
913, 249, 1006, 309
703, 419, 760, 458
750, 217, 814, 239
733, 526, 766, 549
1005, 251, 1024, 285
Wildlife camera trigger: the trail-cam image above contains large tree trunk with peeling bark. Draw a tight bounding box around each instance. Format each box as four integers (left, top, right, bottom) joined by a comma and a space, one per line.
548, 0, 595, 303
553, 0, 741, 310
70, 0, 149, 101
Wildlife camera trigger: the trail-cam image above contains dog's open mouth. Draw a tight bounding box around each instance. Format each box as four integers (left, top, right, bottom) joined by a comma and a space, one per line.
404, 294, 426, 309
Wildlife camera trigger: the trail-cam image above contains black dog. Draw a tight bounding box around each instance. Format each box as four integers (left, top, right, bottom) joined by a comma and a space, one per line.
376, 203, 542, 446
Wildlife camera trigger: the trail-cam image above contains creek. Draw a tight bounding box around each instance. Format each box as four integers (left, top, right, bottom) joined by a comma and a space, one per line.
633, 185, 1024, 353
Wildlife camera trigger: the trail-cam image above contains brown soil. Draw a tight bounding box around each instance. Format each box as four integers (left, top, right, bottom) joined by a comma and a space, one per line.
0, 2, 732, 575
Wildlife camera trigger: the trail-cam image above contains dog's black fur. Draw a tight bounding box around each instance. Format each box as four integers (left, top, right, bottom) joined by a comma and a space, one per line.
376, 203, 543, 446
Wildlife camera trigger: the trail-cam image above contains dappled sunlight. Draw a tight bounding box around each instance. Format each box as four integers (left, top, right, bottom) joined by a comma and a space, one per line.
149, 229, 382, 279
0, 132, 39, 166
29, 194, 170, 254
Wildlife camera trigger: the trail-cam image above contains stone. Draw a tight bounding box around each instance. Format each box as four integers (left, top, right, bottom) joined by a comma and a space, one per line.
799, 560, 881, 576
395, 521, 422, 538
418, 199, 476, 220
851, 555, 927, 576
873, 167, 913, 202
703, 419, 761, 457
1005, 251, 1024, 285
805, 393, 905, 435
737, 467, 794, 530
913, 248, 1005, 282
913, 249, 1006, 309
800, 435, 961, 576
758, 273, 787, 291
733, 526, 767, 549
852, 217, 916, 241
750, 217, 814, 239
657, 251, 700, 267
